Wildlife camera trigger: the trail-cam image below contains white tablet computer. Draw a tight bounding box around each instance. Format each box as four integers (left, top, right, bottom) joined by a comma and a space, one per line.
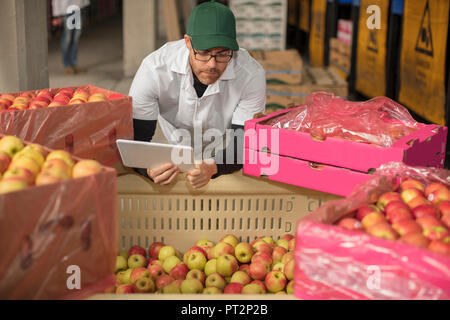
116, 139, 196, 172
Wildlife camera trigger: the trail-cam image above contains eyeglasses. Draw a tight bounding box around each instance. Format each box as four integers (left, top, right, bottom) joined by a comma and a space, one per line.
192, 47, 233, 63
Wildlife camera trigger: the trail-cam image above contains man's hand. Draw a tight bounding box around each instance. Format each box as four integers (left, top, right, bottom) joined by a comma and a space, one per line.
187, 159, 218, 189
147, 163, 181, 185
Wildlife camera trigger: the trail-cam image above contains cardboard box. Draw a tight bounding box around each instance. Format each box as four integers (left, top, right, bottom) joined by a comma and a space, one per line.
0, 85, 133, 167
264, 67, 348, 114
243, 107, 447, 196
0, 134, 117, 299
249, 49, 303, 84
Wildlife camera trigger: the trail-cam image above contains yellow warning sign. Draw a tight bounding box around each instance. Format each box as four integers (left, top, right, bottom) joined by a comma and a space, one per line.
399, 0, 449, 125
309, 0, 327, 67
299, 0, 310, 32
355, 0, 389, 98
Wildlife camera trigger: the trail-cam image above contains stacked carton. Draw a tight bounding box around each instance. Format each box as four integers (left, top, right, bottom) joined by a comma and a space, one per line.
230, 0, 287, 50
329, 37, 352, 75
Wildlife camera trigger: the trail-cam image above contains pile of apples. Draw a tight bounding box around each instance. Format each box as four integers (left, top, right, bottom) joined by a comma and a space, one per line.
113, 234, 296, 295
335, 178, 450, 256
0, 135, 104, 194
0, 87, 124, 112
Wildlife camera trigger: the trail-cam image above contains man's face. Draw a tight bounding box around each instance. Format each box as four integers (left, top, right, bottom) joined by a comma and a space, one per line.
184, 35, 232, 85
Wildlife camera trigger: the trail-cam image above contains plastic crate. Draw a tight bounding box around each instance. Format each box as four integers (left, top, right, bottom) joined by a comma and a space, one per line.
115, 170, 339, 254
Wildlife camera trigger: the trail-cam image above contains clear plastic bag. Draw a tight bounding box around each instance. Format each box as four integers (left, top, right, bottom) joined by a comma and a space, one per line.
294, 162, 450, 300
265, 92, 420, 147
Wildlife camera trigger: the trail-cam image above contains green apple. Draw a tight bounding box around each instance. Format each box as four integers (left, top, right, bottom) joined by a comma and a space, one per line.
158, 245, 176, 262
234, 242, 254, 263
205, 272, 226, 290
204, 259, 217, 276
0, 135, 24, 157
186, 269, 206, 285
213, 242, 234, 259
262, 236, 275, 246
242, 283, 264, 294
133, 277, 155, 293
286, 280, 294, 294
181, 279, 203, 294
115, 256, 128, 273
187, 252, 207, 271
203, 287, 222, 294
216, 254, 239, 277
220, 234, 239, 248
196, 239, 215, 249
163, 282, 181, 294
276, 239, 289, 250
163, 255, 181, 274
272, 262, 285, 273
118, 251, 128, 260
127, 254, 147, 269
230, 270, 251, 286
284, 259, 295, 281
121, 268, 133, 285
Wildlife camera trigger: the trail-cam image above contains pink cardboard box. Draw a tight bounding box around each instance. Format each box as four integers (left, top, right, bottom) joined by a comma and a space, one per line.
243, 109, 447, 196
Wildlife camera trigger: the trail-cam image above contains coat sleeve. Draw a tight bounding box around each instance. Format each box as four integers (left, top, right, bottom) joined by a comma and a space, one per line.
231, 72, 266, 126
128, 56, 160, 121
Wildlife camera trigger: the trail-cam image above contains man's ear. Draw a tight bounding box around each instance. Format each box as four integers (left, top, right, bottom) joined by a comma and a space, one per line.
184, 35, 191, 50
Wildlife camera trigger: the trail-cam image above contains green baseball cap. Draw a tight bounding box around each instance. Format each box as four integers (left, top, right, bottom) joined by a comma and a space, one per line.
187, 0, 239, 51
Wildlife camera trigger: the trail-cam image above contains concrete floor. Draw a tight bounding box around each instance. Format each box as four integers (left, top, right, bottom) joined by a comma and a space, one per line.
48, 14, 132, 95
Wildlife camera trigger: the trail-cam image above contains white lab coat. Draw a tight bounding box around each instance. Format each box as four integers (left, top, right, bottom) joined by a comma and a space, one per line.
129, 39, 266, 155
52, 0, 90, 17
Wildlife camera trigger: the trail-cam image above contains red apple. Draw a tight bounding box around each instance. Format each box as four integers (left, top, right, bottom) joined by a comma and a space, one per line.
428, 239, 450, 256
441, 212, 450, 229
408, 196, 431, 209
205, 272, 227, 290
412, 204, 440, 219
401, 189, 425, 204
128, 245, 147, 258
213, 242, 234, 258
252, 240, 273, 255
0, 151, 12, 173
147, 264, 165, 280
423, 226, 449, 241
251, 251, 273, 267
72, 159, 103, 178
336, 218, 363, 231
400, 179, 425, 192
428, 188, 450, 205
239, 264, 250, 275
356, 204, 380, 221
400, 233, 430, 248
272, 246, 288, 264
392, 220, 422, 236
148, 241, 165, 259
108, 93, 125, 100
250, 280, 267, 293
425, 183, 448, 197
155, 274, 174, 290
284, 259, 295, 281
185, 269, 206, 285
265, 270, 287, 293
224, 282, 243, 294
129, 267, 151, 284
437, 201, 450, 217
416, 215, 443, 230
377, 192, 402, 210
280, 234, 295, 242
115, 284, 134, 294
367, 222, 399, 240
3, 167, 35, 186
361, 212, 386, 230
385, 200, 410, 215
170, 262, 189, 280
34, 95, 51, 104
386, 207, 413, 224
230, 270, 252, 286
288, 238, 295, 251
248, 261, 270, 280
29, 100, 48, 109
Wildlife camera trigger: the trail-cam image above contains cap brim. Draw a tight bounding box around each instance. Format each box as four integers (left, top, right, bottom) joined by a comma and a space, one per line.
191, 34, 239, 51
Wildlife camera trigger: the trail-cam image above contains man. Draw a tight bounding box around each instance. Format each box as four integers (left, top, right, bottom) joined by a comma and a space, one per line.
129, 0, 266, 189
52, 0, 90, 74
